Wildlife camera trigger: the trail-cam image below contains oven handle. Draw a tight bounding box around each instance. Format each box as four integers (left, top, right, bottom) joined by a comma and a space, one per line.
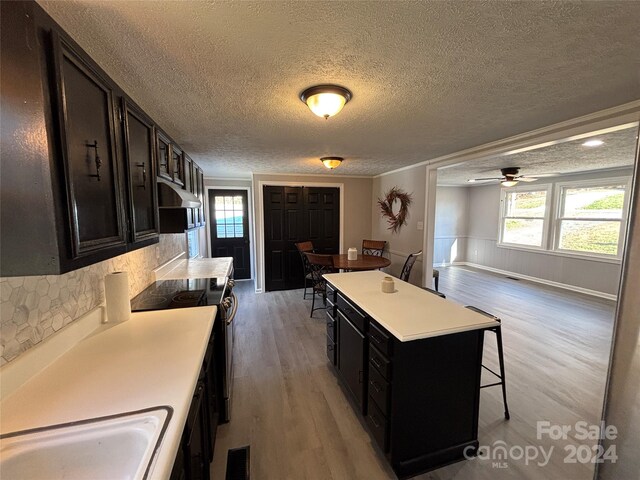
225, 292, 238, 325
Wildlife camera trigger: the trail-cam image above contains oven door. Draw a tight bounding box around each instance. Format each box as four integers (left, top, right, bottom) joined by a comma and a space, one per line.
222, 292, 238, 420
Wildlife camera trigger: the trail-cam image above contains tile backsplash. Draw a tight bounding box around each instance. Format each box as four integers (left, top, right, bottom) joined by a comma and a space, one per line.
0, 234, 186, 366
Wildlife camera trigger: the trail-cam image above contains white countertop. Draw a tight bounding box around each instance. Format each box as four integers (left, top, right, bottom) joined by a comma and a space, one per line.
157, 257, 233, 280
324, 271, 499, 342
0, 305, 217, 480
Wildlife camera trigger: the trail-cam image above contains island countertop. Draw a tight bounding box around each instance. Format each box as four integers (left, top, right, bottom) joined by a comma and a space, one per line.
0, 306, 217, 480
323, 270, 498, 342
156, 257, 233, 280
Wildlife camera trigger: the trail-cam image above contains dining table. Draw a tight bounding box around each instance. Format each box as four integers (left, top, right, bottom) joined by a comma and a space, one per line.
332, 253, 391, 271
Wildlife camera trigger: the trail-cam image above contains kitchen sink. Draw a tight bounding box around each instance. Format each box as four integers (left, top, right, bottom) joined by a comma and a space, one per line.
0, 406, 173, 480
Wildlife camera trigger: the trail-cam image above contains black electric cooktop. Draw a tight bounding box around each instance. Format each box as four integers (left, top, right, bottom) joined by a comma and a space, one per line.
130, 277, 228, 312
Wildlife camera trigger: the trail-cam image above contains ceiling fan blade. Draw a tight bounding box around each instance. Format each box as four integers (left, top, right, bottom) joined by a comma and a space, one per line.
518, 177, 538, 182
468, 177, 503, 182
527, 172, 560, 178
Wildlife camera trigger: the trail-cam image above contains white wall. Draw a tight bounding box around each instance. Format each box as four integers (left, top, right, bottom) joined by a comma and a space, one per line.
434, 186, 469, 266
372, 165, 427, 285
464, 169, 633, 297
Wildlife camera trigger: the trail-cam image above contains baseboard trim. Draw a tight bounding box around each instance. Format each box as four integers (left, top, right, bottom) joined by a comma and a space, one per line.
459, 262, 618, 301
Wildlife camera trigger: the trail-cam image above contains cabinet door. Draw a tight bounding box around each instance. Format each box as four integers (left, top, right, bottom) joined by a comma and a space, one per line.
338, 311, 366, 411
122, 100, 159, 243
197, 168, 205, 227
172, 144, 184, 186
51, 32, 127, 258
156, 131, 172, 180
183, 155, 194, 228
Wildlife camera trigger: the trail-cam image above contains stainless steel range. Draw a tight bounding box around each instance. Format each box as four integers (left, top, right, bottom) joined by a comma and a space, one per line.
130, 276, 237, 423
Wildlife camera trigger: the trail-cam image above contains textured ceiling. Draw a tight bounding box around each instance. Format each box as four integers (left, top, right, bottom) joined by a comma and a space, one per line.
437, 126, 639, 185
38, 0, 640, 178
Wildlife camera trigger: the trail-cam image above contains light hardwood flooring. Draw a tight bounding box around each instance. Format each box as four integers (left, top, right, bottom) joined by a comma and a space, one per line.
211, 267, 616, 479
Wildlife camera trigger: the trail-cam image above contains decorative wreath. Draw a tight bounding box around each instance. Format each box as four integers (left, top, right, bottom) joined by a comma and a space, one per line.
378, 187, 413, 233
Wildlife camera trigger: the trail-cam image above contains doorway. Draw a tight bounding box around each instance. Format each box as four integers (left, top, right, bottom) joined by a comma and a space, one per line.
209, 189, 251, 280
263, 185, 340, 291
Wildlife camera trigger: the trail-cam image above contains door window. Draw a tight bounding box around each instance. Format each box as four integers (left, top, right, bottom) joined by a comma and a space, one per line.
215, 195, 244, 238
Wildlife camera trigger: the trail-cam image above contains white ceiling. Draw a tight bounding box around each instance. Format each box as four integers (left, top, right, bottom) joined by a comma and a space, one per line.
438, 125, 639, 186
38, 1, 640, 178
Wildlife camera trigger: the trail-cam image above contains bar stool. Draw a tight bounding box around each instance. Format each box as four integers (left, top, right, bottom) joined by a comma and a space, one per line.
465, 305, 510, 420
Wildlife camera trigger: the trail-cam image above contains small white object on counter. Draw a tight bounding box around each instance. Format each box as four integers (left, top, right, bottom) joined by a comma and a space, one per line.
324, 270, 499, 342
104, 272, 130, 323
347, 248, 358, 261
381, 276, 395, 293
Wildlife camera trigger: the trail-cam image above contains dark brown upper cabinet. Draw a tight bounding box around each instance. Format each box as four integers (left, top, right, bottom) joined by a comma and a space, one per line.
196, 166, 205, 227
171, 144, 184, 186
156, 130, 173, 181
50, 30, 127, 260
122, 99, 160, 244
183, 154, 195, 229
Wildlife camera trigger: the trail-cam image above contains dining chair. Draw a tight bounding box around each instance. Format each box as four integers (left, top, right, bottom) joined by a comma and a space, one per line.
295, 241, 315, 299
465, 305, 510, 420
362, 239, 386, 257
304, 252, 335, 318
433, 268, 440, 291
399, 250, 422, 282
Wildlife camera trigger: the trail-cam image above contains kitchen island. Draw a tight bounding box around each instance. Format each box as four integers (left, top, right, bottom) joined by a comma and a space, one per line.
323, 270, 499, 478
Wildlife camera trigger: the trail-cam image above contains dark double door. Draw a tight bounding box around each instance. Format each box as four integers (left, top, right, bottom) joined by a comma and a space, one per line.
263, 186, 340, 292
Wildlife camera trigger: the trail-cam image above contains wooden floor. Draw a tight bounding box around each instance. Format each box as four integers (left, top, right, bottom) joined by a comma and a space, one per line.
211, 267, 616, 479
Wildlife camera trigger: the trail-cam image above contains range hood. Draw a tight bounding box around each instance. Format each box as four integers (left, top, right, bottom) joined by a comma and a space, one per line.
157, 177, 201, 208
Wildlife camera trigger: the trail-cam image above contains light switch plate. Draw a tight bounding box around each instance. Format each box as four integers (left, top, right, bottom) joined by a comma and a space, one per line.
417, 221, 424, 230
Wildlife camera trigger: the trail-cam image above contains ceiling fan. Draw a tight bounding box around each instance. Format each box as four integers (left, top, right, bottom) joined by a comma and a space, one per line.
467, 167, 555, 187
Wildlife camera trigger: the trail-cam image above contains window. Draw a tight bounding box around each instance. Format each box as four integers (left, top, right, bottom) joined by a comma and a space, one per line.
499, 187, 551, 248
497, 177, 631, 259
214, 195, 244, 238
555, 180, 629, 256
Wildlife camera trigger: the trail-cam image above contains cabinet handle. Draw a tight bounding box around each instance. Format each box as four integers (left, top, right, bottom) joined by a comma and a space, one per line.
358, 370, 363, 384
371, 357, 382, 370
370, 414, 380, 428
327, 344, 333, 351
370, 380, 381, 393
86, 140, 101, 181
136, 162, 146, 189
371, 334, 382, 344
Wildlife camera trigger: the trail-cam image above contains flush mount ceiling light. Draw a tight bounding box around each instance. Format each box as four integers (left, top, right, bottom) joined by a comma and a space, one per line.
582, 139, 604, 147
320, 156, 343, 169
300, 84, 352, 119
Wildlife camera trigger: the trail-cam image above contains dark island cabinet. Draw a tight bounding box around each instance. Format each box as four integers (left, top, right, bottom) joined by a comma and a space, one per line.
50, 31, 127, 260
122, 99, 160, 244
328, 281, 485, 479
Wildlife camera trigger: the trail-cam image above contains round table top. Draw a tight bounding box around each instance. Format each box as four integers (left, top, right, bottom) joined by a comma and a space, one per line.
332, 254, 391, 271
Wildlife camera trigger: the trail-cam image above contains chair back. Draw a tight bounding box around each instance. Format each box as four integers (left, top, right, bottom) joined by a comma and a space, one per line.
399, 250, 422, 282
295, 241, 314, 253
362, 239, 386, 257
304, 253, 334, 282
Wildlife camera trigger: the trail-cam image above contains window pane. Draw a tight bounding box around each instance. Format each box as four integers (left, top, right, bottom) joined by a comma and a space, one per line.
233, 196, 243, 208
558, 220, 621, 255
216, 226, 226, 238
215, 196, 225, 208
562, 186, 625, 219
225, 196, 233, 209
505, 191, 547, 218
225, 225, 235, 237
215, 211, 225, 221
502, 219, 544, 246
234, 225, 244, 237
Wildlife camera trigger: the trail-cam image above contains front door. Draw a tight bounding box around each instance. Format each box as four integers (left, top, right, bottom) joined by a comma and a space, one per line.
209, 189, 251, 280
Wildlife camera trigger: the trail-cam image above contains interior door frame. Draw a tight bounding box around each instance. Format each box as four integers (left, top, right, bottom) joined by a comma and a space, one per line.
256, 181, 344, 293
205, 185, 255, 281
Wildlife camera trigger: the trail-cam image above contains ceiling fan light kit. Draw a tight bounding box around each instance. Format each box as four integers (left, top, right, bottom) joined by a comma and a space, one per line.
300, 84, 352, 119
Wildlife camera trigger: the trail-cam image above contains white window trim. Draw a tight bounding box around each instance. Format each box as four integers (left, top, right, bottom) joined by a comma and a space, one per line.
551, 176, 631, 260
497, 183, 553, 250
